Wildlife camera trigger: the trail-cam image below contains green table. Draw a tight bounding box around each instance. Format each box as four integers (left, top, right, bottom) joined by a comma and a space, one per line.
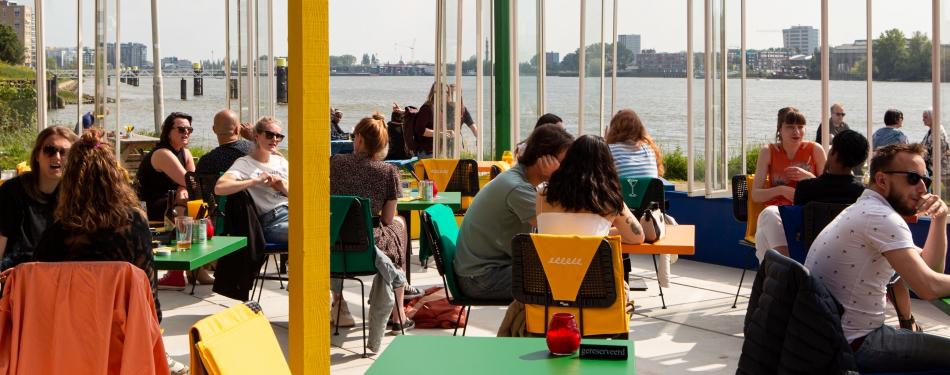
930, 297, 950, 316
366, 336, 635, 374
154, 236, 247, 294
397, 192, 462, 285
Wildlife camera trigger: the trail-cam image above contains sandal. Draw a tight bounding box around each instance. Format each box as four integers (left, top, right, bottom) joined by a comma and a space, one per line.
899, 315, 924, 332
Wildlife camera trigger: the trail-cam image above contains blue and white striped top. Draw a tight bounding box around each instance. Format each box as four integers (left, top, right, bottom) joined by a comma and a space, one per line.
609, 142, 659, 178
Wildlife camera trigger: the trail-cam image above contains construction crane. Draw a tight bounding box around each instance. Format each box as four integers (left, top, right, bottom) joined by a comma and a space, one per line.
395, 38, 416, 63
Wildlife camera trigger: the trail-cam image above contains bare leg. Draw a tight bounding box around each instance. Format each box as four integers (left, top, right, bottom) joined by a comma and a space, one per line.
392, 286, 407, 324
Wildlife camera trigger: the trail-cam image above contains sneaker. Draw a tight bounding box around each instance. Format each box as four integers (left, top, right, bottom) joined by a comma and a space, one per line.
403, 285, 425, 300
158, 271, 186, 291
167, 353, 190, 375
330, 300, 356, 327
390, 318, 415, 335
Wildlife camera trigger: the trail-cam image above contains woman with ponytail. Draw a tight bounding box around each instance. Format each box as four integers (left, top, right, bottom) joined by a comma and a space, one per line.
330, 110, 418, 337
215, 116, 290, 243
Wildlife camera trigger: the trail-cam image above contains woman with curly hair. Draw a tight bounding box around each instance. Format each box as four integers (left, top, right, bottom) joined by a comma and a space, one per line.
537, 134, 645, 244
32, 129, 158, 319
0, 126, 79, 271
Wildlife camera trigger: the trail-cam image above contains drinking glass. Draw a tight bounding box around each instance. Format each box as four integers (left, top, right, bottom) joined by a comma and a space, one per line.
175, 217, 194, 251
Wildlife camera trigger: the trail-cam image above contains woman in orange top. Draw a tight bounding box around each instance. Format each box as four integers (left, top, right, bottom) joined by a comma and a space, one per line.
752, 107, 827, 262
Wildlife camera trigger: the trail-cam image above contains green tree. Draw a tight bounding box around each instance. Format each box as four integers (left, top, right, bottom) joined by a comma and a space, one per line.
46, 57, 57, 69
0, 24, 24, 65
361, 53, 370, 66
872, 28, 907, 80
900, 31, 931, 81
560, 52, 579, 72
808, 47, 820, 79
461, 55, 477, 73
849, 56, 877, 77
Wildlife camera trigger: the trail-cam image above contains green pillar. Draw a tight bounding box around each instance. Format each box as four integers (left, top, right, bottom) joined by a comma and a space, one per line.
493, 0, 511, 161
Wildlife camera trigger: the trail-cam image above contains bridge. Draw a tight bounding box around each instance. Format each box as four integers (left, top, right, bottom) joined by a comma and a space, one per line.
46, 69, 227, 79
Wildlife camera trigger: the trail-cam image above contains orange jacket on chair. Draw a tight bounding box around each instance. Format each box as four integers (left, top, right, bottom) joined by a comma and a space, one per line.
0, 262, 167, 375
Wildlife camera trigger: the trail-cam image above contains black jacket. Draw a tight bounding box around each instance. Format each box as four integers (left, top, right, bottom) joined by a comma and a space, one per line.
212, 190, 267, 301
737, 249, 858, 375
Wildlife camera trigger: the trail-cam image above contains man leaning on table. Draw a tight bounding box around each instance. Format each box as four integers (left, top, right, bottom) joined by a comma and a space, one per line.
805, 143, 950, 373
452, 124, 573, 300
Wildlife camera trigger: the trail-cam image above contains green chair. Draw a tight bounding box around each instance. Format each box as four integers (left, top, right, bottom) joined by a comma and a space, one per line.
619, 176, 668, 309
329, 196, 377, 358
420, 204, 512, 336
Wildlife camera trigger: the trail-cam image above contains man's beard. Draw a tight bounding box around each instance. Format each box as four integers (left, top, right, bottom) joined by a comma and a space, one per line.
886, 189, 918, 217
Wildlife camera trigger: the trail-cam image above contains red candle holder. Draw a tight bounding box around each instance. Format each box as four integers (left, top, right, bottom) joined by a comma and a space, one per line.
546, 312, 581, 355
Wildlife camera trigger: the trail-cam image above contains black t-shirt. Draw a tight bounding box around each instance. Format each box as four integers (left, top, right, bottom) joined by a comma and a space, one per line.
195, 140, 253, 175
32, 208, 160, 322
794, 173, 867, 206
137, 144, 187, 220
0, 175, 57, 270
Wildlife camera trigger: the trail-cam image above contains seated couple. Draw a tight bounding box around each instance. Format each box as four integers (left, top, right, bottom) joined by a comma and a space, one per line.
453, 126, 645, 302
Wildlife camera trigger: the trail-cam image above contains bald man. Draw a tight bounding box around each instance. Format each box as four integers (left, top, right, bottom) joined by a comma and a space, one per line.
195, 110, 256, 175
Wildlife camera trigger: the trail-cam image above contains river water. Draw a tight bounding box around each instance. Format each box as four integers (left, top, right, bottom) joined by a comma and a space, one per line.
48, 76, 949, 154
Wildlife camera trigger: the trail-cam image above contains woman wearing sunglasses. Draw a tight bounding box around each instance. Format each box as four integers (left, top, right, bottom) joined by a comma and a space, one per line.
136, 112, 213, 287
0, 126, 79, 271
215, 116, 289, 244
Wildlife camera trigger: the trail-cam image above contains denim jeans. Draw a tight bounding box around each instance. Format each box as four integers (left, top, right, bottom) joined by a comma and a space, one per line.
260, 205, 289, 243
456, 265, 512, 300
331, 247, 406, 353
853, 324, 950, 372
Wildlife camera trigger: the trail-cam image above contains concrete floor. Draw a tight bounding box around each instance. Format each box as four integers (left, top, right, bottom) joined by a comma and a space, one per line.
158, 242, 950, 374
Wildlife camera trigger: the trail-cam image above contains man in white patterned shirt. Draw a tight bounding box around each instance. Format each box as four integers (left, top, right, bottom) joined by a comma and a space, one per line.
805, 143, 950, 373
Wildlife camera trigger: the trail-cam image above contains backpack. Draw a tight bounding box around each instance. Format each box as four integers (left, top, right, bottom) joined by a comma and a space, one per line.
385, 111, 414, 160
400, 105, 424, 153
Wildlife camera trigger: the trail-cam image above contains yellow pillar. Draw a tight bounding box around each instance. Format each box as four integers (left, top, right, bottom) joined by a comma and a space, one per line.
288, 0, 329, 373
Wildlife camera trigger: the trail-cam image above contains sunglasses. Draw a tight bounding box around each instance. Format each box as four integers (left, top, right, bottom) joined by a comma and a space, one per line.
882, 170, 932, 189
175, 126, 194, 134
41, 145, 68, 158
258, 130, 285, 142
834, 112, 846, 117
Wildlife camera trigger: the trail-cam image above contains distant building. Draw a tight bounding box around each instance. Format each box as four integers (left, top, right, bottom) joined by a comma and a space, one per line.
830, 39, 867, 74
783, 25, 819, 54
82, 47, 94, 67
545, 51, 559, 64
120, 43, 147, 69
0, 1, 34, 67
754, 50, 789, 72
45, 46, 78, 68
618, 34, 641, 55
636, 49, 685, 72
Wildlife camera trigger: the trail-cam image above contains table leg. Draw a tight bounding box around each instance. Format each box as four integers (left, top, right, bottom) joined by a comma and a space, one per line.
398, 209, 411, 286
189, 269, 197, 295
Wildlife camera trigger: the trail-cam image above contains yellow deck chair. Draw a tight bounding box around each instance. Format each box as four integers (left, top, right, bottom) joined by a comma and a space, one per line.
189, 301, 290, 375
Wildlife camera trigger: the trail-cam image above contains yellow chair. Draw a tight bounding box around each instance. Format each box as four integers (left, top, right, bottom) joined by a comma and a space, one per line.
15, 161, 30, 175
512, 234, 629, 338
414, 159, 479, 212
189, 301, 290, 375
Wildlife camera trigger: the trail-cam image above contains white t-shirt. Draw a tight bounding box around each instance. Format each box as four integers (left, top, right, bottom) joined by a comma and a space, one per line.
224, 155, 290, 215
804, 189, 918, 341
537, 212, 612, 236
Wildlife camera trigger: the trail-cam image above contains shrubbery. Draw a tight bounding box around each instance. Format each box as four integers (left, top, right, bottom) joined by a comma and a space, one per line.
661, 142, 763, 182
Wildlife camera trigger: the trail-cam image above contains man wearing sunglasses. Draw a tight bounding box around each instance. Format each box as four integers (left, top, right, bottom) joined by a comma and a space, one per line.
815, 103, 849, 145
805, 143, 950, 373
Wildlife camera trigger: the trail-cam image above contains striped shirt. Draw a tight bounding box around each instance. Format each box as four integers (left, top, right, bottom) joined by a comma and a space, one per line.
609, 142, 659, 178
